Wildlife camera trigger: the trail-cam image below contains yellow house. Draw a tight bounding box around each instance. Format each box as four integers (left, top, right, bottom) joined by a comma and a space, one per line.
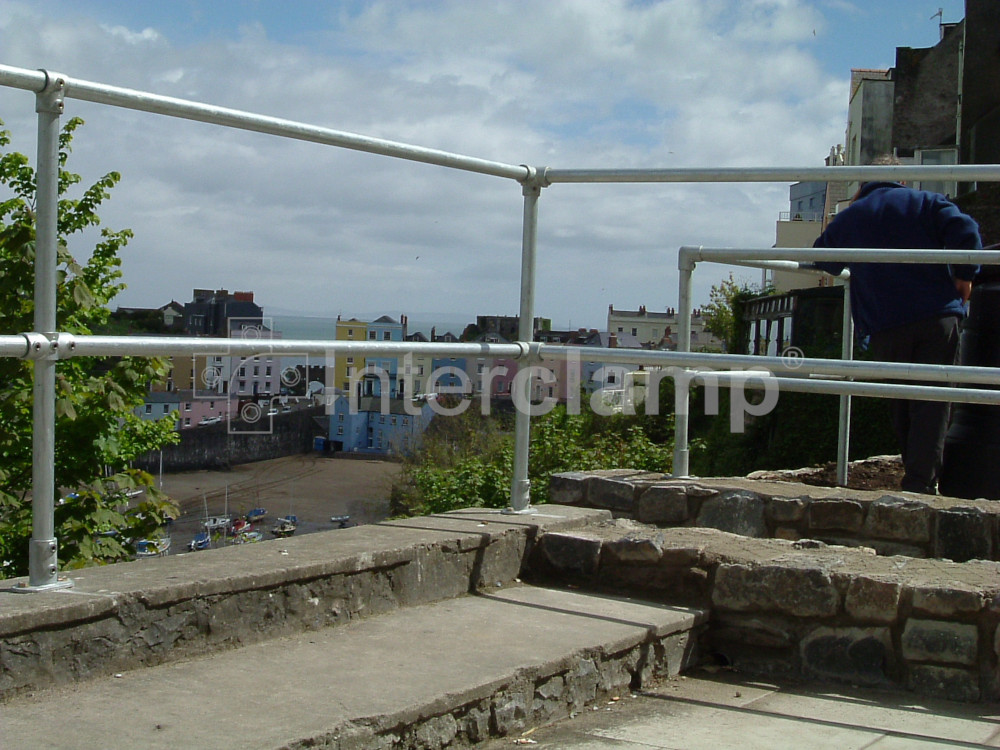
334, 318, 367, 398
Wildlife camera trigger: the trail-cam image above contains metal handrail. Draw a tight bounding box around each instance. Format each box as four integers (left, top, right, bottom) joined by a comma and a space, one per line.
2, 61, 998, 588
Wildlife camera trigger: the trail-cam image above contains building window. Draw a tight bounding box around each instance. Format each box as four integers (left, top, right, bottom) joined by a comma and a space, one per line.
338, 413, 344, 422
184, 417, 191, 427
347, 357, 354, 365
379, 415, 385, 424
607, 372, 617, 384
184, 402, 191, 411
402, 417, 409, 426
145, 404, 152, 414
391, 416, 397, 425
163, 404, 170, 414
239, 380, 246, 391
369, 331, 376, 340
209, 401, 215, 409
383, 331, 391, 340
337, 426, 344, 436
239, 367, 246, 377
631, 328, 637, 336
347, 328, 353, 337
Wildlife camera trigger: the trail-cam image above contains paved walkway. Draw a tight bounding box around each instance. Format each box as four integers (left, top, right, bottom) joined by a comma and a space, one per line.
482, 670, 1000, 749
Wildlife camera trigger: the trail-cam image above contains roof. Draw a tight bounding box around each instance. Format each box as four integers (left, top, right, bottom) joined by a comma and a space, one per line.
608, 308, 673, 320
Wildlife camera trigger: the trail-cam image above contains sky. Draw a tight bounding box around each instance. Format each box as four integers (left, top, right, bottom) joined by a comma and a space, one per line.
0, 0, 968, 330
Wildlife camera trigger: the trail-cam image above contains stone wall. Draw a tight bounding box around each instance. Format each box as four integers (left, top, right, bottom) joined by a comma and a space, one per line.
550, 469, 1000, 562
0, 507, 605, 699
527, 520, 1000, 702
134, 406, 327, 472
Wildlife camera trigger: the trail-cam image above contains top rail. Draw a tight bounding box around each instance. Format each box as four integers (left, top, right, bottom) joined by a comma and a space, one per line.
544, 165, 1000, 184
0, 65, 531, 182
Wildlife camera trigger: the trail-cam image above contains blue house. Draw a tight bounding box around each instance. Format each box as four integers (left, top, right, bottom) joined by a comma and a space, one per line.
362, 315, 406, 397
328, 393, 436, 456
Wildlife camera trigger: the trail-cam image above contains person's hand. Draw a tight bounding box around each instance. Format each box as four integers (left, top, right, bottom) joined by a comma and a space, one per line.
955, 278, 972, 302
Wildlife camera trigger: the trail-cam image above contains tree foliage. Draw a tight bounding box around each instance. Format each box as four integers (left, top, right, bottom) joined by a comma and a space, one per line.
390, 398, 673, 517
701, 273, 767, 354
0, 118, 179, 577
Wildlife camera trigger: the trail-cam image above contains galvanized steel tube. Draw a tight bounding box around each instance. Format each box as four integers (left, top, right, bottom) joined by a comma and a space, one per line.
544, 165, 1000, 184
836, 279, 854, 486
0, 64, 528, 182
509, 183, 542, 512
27, 74, 66, 590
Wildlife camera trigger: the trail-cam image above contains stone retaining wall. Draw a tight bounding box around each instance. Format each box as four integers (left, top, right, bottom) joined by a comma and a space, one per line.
551, 469, 1000, 562
527, 520, 1000, 702
0, 507, 606, 699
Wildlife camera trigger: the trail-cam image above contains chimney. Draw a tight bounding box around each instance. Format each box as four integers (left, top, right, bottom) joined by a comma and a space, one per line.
639, 305, 646, 315
608, 304, 614, 313
431, 326, 436, 341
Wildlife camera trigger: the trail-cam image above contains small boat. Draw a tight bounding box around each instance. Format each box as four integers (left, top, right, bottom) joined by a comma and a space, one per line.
231, 530, 263, 544
202, 515, 231, 532
330, 515, 351, 528
245, 508, 267, 522
136, 537, 171, 557
271, 518, 297, 538
188, 531, 211, 551
231, 519, 252, 536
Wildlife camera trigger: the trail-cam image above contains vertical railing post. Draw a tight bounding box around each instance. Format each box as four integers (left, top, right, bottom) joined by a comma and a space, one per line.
836, 278, 854, 486
673, 251, 695, 477
508, 173, 543, 512
24, 71, 73, 590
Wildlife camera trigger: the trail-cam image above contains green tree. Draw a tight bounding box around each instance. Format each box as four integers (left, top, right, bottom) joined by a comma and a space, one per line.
701, 273, 767, 354
390, 397, 673, 517
0, 118, 179, 577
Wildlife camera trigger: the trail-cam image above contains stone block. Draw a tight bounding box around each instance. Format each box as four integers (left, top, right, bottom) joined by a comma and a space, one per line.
712, 617, 794, 648
588, 476, 639, 512
934, 508, 993, 562
548, 472, 591, 506
845, 577, 902, 624
863, 495, 931, 542
637, 485, 690, 526
807, 499, 864, 532
697, 490, 767, 538
659, 546, 704, 567
800, 626, 893, 686
774, 527, 800, 541
767, 496, 807, 523
908, 664, 981, 702
911, 586, 985, 617
901, 620, 978, 665
536, 532, 602, 576
712, 563, 840, 617
602, 535, 664, 564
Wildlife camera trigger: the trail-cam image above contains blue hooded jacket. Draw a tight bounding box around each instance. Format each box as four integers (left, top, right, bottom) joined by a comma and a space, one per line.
813, 182, 981, 336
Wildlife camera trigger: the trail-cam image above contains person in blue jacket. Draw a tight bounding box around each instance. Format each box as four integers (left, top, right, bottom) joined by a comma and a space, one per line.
813, 159, 981, 494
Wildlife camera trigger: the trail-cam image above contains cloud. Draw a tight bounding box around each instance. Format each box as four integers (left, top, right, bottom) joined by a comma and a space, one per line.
0, 0, 847, 328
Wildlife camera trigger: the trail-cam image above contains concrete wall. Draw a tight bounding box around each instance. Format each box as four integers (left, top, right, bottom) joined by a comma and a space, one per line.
134, 406, 327, 472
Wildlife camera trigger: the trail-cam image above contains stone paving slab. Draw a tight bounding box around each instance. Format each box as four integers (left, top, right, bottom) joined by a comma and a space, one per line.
2, 585, 705, 750
479, 672, 1000, 749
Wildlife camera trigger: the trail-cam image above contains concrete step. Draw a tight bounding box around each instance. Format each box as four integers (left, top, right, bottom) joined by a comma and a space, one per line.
3, 585, 706, 750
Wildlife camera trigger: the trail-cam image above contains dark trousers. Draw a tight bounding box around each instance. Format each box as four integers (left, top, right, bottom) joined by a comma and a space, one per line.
869, 315, 961, 493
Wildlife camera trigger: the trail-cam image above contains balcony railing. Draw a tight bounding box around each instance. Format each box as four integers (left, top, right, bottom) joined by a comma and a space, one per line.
778, 210, 824, 222
4, 63, 1000, 589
